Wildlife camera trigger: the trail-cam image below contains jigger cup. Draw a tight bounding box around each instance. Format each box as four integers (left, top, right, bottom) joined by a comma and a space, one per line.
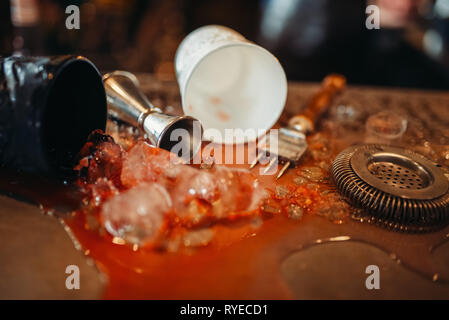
175, 25, 287, 144
103, 71, 203, 162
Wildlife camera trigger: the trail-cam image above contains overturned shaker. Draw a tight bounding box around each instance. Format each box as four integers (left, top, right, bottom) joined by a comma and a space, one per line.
103, 71, 203, 162
0, 55, 107, 177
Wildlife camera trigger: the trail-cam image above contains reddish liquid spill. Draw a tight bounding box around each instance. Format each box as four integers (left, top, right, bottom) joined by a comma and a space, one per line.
59, 128, 357, 299
2, 122, 449, 299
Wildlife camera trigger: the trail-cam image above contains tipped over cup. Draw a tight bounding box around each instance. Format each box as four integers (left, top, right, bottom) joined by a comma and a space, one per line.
175, 25, 287, 144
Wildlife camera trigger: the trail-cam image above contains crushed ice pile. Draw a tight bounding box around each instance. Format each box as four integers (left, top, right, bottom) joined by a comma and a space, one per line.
75, 131, 267, 246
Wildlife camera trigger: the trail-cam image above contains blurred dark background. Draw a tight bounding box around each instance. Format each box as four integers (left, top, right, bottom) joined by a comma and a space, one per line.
1, 0, 449, 89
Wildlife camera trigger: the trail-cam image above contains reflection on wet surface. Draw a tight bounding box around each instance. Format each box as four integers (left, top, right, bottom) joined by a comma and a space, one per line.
431, 234, 449, 281
0, 196, 105, 299
281, 240, 449, 299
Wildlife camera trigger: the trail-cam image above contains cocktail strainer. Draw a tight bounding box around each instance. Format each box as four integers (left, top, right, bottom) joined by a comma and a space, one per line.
331, 145, 449, 232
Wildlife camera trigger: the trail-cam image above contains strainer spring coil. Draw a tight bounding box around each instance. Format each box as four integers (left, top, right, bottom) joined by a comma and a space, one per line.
331, 145, 449, 232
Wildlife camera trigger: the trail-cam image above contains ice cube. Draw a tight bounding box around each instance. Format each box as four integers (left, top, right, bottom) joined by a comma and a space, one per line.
366, 111, 407, 141
75, 130, 124, 186
288, 204, 304, 220
89, 177, 119, 207
171, 165, 267, 221
182, 229, 214, 247
298, 166, 324, 182
275, 185, 289, 199
121, 141, 184, 188
210, 166, 267, 215
174, 170, 219, 203
101, 183, 172, 245
105, 119, 141, 151
246, 180, 269, 212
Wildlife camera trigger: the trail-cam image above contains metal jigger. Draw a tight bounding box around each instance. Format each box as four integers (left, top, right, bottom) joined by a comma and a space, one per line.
103, 71, 203, 162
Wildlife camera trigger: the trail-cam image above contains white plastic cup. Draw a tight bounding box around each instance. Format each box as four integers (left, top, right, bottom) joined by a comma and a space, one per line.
175, 25, 287, 144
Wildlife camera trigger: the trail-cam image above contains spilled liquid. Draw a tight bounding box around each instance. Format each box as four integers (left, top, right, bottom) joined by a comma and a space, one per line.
2, 85, 449, 299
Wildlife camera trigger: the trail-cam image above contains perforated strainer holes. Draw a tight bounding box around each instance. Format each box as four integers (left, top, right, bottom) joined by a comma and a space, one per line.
333, 145, 449, 230
368, 162, 428, 190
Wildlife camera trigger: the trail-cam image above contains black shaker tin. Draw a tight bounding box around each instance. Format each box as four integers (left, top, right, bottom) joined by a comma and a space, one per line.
0, 55, 107, 177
